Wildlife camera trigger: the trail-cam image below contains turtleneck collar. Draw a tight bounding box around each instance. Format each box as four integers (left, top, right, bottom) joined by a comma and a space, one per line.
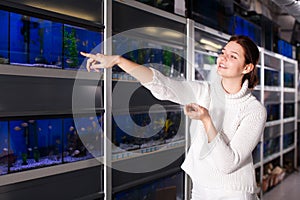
226, 79, 250, 99
212, 75, 251, 104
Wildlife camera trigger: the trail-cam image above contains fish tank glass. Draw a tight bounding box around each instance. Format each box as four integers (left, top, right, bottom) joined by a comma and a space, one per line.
0, 121, 9, 175
264, 53, 281, 91
63, 25, 102, 70
114, 171, 184, 200
0, 10, 9, 64
3, 8, 103, 70
284, 103, 295, 118
263, 125, 281, 158
264, 91, 281, 121
263, 136, 280, 159
277, 39, 293, 59
264, 68, 280, 87
112, 34, 185, 80
284, 61, 296, 88
112, 109, 185, 160
0, 114, 104, 176
135, 0, 176, 15
283, 122, 295, 149
228, 15, 261, 45
252, 142, 261, 165
63, 115, 104, 163
266, 104, 280, 121
194, 52, 217, 81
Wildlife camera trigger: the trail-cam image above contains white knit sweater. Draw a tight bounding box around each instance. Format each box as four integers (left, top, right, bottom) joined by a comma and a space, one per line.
142, 68, 267, 194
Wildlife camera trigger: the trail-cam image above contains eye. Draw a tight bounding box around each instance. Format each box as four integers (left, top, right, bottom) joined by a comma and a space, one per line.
218, 50, 224, 55
230, 55, 237, 59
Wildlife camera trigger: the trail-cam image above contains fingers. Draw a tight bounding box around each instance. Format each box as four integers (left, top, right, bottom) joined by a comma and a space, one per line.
86, 58, 95, 72
80, 52, 98, 60
81, 52, 104, 72
184, 103, 208, 120
185, 103, 198, 112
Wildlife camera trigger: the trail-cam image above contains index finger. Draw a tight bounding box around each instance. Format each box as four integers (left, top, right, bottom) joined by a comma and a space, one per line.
80, 52, 97, 59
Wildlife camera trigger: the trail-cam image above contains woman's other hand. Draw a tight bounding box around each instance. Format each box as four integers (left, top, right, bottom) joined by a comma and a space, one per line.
184, 103, 210, 121
184, 103, 217, 141
80, 52, 120, 72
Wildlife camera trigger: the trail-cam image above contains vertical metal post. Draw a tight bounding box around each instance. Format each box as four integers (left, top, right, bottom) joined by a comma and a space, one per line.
294, 60, 298, 169
104, 0, 112, 200
184, 18, 194, 200
280, 56, 284, 167
259, 48, 265, 199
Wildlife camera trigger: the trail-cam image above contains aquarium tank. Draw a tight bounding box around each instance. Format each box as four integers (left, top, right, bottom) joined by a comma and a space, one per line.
277, 39, 293, 59
112, 109, 185, 159
112, 35, 185, 80
0, 10, 9, 64
3, 8, 102, 70
63, 25, 102, 69
0, 121, 9, 175
114, 171, 184, 200
228, 15, 261, 46
0, 114, 104, 176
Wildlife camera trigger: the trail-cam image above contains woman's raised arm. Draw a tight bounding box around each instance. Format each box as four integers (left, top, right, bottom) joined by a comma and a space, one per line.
80, 52, 153, 84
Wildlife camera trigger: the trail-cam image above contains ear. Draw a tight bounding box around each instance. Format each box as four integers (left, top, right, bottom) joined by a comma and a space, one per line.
242, 63, 254, 74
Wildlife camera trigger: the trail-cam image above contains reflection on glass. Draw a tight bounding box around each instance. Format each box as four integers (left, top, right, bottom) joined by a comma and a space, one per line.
283, 122, 295, 149
135, 0, 175, 14
266, 104, 280, 121
284, 73, 294, 88
283, 132, 294, 149
0, 114, 103, 176
263, 136, 280, 158
264, 91, 280, 121
264, 69, 280, 86
114, 171, 184, 200
284, 103, 295, 118
263, 125, 280, 158
194, 52, 217, 81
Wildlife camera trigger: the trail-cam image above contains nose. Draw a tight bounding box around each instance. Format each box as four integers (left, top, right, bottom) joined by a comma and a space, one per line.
218, 53, 227, 62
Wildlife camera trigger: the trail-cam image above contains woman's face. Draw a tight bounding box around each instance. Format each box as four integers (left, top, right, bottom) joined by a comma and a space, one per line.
216, 41, 247, 79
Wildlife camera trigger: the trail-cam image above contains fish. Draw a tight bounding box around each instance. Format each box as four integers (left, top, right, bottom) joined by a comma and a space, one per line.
21, 122, 28, 127
14, 126, 21, 131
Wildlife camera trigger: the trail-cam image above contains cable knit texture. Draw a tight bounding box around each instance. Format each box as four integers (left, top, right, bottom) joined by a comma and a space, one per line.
142, 68, 267, 194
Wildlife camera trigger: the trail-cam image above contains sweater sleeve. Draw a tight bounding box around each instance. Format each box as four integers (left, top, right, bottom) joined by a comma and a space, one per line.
207, 103, 267, 174
141, 68, 210, 106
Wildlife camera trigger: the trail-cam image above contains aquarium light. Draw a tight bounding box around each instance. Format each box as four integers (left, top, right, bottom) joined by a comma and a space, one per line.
199, 39, 222, 50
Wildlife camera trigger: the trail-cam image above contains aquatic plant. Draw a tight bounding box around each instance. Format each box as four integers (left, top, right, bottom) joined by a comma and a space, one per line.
21, 153, 28, 165
33, 147, 40, 162
63, 27, 79, 68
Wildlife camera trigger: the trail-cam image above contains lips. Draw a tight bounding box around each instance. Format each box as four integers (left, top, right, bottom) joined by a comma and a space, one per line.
218, 63, 226, 69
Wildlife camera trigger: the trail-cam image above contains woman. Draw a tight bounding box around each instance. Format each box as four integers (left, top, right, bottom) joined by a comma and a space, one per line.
81, 35, 267, 200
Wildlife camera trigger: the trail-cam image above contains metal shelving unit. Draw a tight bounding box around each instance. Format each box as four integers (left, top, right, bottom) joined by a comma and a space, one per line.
0, 1, 298, 200
256, 49, 298, 198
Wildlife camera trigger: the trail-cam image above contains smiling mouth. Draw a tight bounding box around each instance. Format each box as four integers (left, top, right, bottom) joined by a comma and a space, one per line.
218, 63, 226, 69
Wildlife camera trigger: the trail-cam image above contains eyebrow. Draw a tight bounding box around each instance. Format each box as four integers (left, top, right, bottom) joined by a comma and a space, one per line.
223, 48, 240, 56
